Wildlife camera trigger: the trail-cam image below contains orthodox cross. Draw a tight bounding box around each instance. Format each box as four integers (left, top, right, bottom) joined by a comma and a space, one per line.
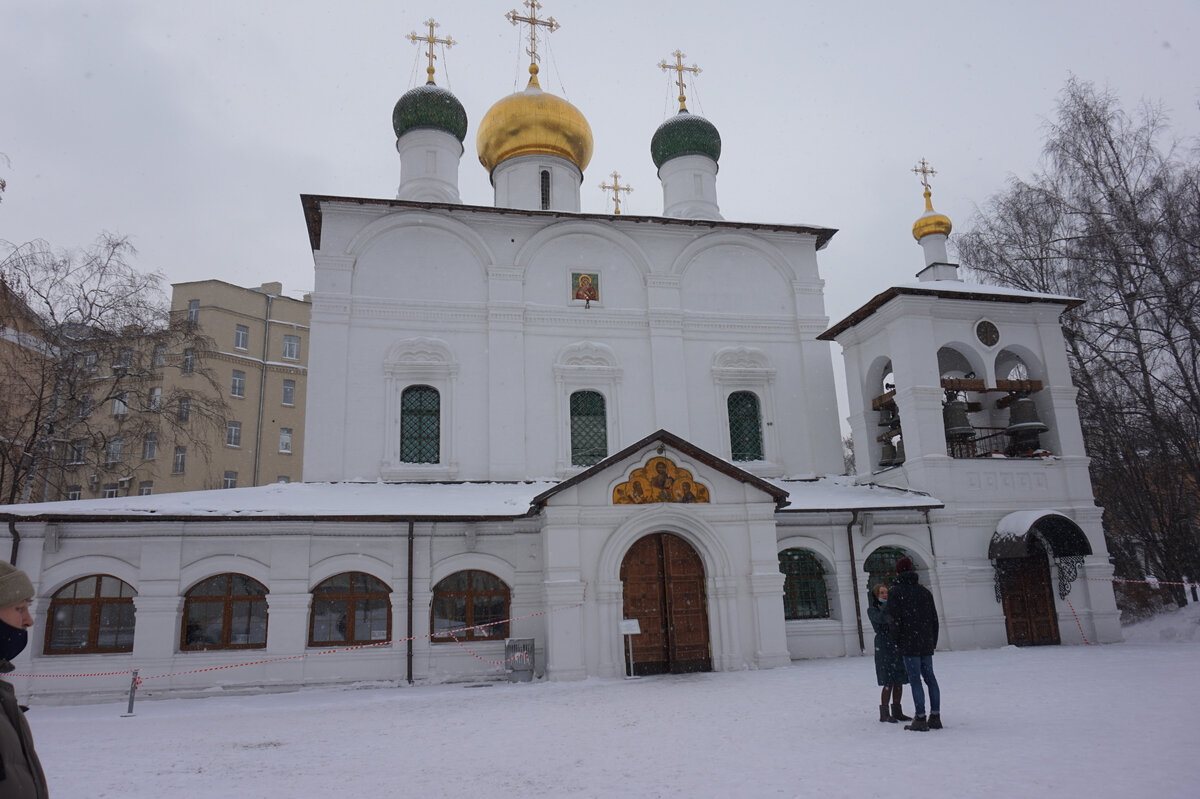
658, 50, 701, 112
408, 18, 454, 84
912, 158, 938, 191
506, 0, 560, 73
600, 171, 634, 215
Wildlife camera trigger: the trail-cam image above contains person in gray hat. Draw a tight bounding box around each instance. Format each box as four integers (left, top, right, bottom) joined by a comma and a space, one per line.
0, 560, 49, 798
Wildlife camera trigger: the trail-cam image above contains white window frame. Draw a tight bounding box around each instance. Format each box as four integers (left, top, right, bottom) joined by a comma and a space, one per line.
142, 433, 157, 460
234, 324, 249, 351
222, 470, 238, 489
173, 446, 187, 474
231, 369, 246, 398
67, 486, 82, 501
182, 348, 195, 374
282, 379, 295, 407
279, 427, 292, 453
711, 346, 781, 476
282, 335, 300, 361
111, 392, 128, 416
152, 345, 166, 368
68, 440, 86, 465
147, 386, 162, 410
226, 421, 242, 447
553, 342, 622, 475
186, 299, 199, 324
138, 481, 153, 496
106, 437, 123, 464
178, 396, 191, 421
381, 337, 458, 480
102, 483, 119, 499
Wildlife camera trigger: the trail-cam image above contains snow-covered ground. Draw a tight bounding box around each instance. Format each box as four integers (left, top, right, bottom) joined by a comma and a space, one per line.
27, 603, 1199, 798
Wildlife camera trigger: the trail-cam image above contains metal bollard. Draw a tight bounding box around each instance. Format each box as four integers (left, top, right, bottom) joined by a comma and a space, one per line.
121, 668, 139, 717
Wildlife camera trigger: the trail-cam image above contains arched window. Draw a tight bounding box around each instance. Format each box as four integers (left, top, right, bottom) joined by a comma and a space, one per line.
181, 573, 268, 651
45, 575, 136, 654
309, 572, 392, 647
431, 570, 510, 642
865, 546, 910, 591
570, 390, 607, 466
540, 170, 551, 210
779, 549, 830, 619
400, 385, 440, 464
728, 391, 764, 461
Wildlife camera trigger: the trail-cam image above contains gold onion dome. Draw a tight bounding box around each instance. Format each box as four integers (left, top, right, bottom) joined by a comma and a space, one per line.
477, 66, 594, 174
912, 188, 953, 240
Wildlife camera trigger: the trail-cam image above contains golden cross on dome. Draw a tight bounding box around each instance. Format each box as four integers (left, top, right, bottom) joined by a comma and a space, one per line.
408, 18, 455, 84
912, 158, 938, 191
506, 0, 560, 78
600, 171, 634, 215
658, 50, 701, 112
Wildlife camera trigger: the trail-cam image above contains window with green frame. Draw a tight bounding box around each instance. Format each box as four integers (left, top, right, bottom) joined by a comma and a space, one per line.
570, 390, 607, 466
728, 390, 764, 461
865, 546, 910, 591
779, 549, 830, 619
400, 384, 440, 463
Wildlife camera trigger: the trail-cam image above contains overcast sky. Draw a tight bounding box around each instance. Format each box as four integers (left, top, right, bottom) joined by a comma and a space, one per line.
3, 0, 1199, 332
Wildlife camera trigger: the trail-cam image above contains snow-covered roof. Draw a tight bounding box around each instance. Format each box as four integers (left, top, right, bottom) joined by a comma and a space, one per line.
768, 476, 942, 512
819, 278, 1083, 340
0, 481, 557, 521
0, 475, 940, 521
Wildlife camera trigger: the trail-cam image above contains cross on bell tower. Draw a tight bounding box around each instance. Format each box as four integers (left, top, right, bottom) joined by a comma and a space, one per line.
658, 50, 702, 112
506, 0, 560, 85
599, 171, 633, 214
408, 18, 454, 85
912, 158, 937, 191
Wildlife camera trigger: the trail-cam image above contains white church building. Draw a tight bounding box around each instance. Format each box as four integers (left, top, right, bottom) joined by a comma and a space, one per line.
1, 15, 1121, 701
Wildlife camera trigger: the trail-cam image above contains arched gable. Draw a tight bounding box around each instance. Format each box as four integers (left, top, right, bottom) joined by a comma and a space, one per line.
344, 211, 496, 274
429, 552, 516, 591
309, 553, 395, 590
39, 554, 138, 596
514, 220, 652, 277
179, 555, 271, 592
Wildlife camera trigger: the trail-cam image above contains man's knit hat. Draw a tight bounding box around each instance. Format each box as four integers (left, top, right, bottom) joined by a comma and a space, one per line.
895, 557, 914, 573
0, 561, 35, 608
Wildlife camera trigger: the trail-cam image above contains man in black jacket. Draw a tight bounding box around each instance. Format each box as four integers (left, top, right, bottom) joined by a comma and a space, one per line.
0, 560, 48, 797
884, 557, 942, 731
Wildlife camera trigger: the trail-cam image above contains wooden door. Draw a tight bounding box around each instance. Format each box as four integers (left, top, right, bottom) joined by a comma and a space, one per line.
620, 533, 712, 675
999, 540, 1061, 646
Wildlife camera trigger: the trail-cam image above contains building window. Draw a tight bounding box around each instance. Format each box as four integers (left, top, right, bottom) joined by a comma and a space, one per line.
178, 396, 191, 421
279, 428, 292, 453
234, 324, 249, 351
66, 486, 82, 501
865, 547, 911, 592
105, 437, 123, 464
282, 379, 295, 406
78, 395, 93, 419
102, 483, 119, 499
182, 573, 268, 651
400, 385, 440, 463
152, 344, 166, 368
222, 470, 238, 489
431, 570, 510, 641
111, 391, 128, 416
309, 572, 391, 647
81, 351, 98, 372
187, 299, 199, 324
182, 348, 195, 374
115, 347, 133, 369
728, 390, 765, 461
231, 369, 245, 398
282, 334, 301, 361
44, 575, 136, 654
276, 476, 290, 483
147, 386, 162, 410
68, 440, 86, 465
540, 169, 551, 210
226, 421, 242, 447
779, 549, 831, 620
569, 390, 607, 466
173, 446, 187, 474
138, 481, 153, 496
142, 433, 158, 460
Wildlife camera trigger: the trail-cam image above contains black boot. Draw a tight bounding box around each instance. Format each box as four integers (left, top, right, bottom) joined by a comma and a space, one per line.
891, 703, 912, 722
905, 715, 929, 732
928, 713, 942, 729
880, 704, 897, 723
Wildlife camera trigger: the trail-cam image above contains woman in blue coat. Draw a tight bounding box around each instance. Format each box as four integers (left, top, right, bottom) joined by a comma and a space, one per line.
867, 583, 911, 723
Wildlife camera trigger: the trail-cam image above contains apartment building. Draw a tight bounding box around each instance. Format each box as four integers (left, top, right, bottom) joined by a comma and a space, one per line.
165, 280, 310, 492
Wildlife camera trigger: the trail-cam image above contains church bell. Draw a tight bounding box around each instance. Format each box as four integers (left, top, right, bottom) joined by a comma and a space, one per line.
1005, 394, 1048, 453
942, 399, 974, 441
878, 439, 897, 467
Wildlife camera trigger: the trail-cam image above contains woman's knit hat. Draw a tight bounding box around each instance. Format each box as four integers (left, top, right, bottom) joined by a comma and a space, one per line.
0, 561, 35, 608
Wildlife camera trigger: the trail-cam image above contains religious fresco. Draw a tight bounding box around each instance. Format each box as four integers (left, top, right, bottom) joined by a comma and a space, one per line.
613, 456, 710, 505
572, 272, 599, 303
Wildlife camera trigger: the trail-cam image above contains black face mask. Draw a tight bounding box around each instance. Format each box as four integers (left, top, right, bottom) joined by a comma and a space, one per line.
0, 619, 29, 662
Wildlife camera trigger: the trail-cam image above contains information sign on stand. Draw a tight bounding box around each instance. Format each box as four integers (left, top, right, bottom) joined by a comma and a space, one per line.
619, 618, 641, 679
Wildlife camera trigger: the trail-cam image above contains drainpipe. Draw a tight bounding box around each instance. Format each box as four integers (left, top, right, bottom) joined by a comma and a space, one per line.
6, 520, 19, 565
407, 519, 415, 685
846, 511, 865, 654
252, 292, 274, 487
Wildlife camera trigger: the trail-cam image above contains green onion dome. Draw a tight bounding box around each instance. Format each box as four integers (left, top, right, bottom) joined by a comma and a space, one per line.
650, 110, 721, 169
392, 83, 468, 143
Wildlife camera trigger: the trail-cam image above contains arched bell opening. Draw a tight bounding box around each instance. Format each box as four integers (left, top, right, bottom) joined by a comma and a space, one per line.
938, 344, 986, 458
864, 358, 902, 471
989, 511, 1094, 646
993, 347, 1060, 456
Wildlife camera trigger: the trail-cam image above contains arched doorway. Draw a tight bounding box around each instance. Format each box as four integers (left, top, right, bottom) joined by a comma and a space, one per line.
996, 537, 1061, 646
620, 533, 711, 675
